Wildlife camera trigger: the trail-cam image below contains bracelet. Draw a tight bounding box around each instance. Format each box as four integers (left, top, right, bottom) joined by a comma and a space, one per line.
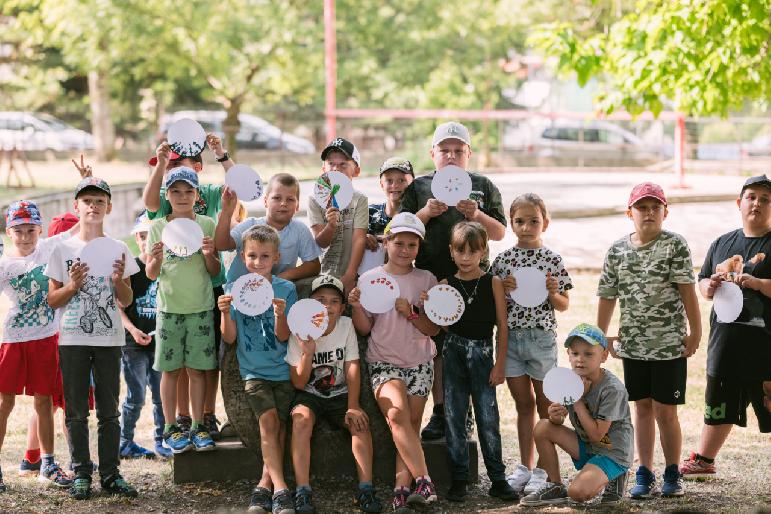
407, 312, 420, 321
216, 152, 230, 162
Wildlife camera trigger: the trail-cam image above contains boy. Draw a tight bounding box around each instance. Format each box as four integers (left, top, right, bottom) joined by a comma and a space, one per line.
597, 182, 701, 498
46, 177, 140, 500
218, 225, 297, 514
520, 323, 633, 506
681, 175, 771, 477
118, 212, 171, 459
308, 138, 368, 294
146, 167, 220, 454
285, 275, 382, 513
0, 201, 77, 491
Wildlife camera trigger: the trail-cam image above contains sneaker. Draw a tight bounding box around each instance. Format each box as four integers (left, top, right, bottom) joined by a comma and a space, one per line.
355, 485, 383, 513
294, 488, 315, 513
69, 475, 92, 500
247, 486, 273, 513
420, 412, 444, 441
176, 414, 192, 434
163, 425, 193, 454
19, 458, 41, 477
601, 473, 627, 504
191, 428, 216, 451
119, 440, 156, 459
38, 463, 73, 488
446, 480, 467, 502
523, 467, 547, 494
520, 482, 569, 506
568, 490, 603, 507
488, 479, 519, 501
679, 452, 716, 479
630, 466, 659, 499
407, 477, 437, 507
662, 464, 685, 497
272, 488, 295, 514
391, 488, 410, 514
101, 473, 138, 498
154, 440, 173, 459
204, 413, 223, 441
506, 464, 532, 493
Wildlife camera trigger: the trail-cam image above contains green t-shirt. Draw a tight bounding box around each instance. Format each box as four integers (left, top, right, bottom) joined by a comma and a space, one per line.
147, 214, 216, 314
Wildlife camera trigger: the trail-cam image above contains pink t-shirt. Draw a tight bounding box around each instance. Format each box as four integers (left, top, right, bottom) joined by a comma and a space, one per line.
363, 266, 438, 368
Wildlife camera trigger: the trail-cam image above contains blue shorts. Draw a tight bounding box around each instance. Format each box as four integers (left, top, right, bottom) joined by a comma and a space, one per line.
571, 435, 628, 481
505, 328, 557, 381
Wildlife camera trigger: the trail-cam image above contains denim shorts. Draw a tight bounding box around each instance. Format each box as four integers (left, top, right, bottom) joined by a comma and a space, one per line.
572, 435, 628, 481
505, 328, 557, 381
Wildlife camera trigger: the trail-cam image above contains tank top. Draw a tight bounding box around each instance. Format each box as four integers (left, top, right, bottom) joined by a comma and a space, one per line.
446, 273, 496, 340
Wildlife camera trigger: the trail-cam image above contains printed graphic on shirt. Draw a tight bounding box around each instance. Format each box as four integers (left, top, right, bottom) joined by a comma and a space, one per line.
8, 265, 54, 329
308, 348, 347, 396
61, 274, 116, 336
135, 280, 158, 320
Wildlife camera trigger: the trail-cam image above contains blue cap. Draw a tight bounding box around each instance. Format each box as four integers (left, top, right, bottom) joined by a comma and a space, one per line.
164, 166, 199, 189
564, 323, 608, 349
131, 211, 152, 234
6, 200, 42, 228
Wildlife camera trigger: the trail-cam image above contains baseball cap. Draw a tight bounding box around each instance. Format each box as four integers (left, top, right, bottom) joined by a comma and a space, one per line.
164, 167, 199, 189
321, 138, 361, 167
564, 323, 608, 349
131, 211, 153, 234
384, 212, 426, 239
432, 121, 471, 147
6, 200, 42, 228
740, 175, 771, 194
75, 177, 111, 199
628, 182, 667, 208
48, 212, 79, 236
379, 157, 414, 177
310, 274, 345, 300
148, 151, 181, 167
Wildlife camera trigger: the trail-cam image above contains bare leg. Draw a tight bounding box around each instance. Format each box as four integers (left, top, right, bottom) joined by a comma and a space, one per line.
177, 367, 191, 417
33, 395, 54, 455
653, 401, 681, 466
697, 424, 733, 460
431, 356, 443, 405
26, 412, 40, 453
258, 409, 287, 491
507, 376, 536, 468
568, 464, 609, 502
0, 393, 16, 450
532, 419, 580, 483
291, 406, 315, 487
351, 424, 374, 483
203, 369, 219, 415
161, 369, 182, 425
634, 398, 655, 469
186, 368, 206, 424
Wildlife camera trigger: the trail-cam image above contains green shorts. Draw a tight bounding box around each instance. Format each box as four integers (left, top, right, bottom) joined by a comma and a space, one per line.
153, 311, 217, 372
290, 390, 349, 430
245, 378, 295, 422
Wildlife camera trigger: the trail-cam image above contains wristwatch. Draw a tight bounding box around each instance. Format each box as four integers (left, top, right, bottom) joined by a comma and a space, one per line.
216, 152, 230, 163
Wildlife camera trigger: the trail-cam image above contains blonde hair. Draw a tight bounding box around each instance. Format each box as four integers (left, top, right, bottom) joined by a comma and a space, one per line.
242, 224, 280, 251
266, 172, 300, 198
450, 221, 488, 253
509, 193, 549, 221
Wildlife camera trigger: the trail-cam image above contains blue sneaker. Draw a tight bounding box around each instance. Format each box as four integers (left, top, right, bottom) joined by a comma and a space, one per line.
154, 440, 173, 459
630, 466, 659, 499
163, 426, 193, 454
19, 458, 41, 477
190, 428, 215, 452
38, 462, 73, 488
661, 464, 685, 497
119, 440, 156, 459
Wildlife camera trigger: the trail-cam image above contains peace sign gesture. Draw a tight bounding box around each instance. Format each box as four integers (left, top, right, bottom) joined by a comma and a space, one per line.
72, 154, 93, 178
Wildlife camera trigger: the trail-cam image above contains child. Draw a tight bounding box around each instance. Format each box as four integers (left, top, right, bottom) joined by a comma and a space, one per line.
0, 201, 78, 491
309, 138, 369, 294
220, 200, 248, 274
366, 157, 414, 248
145, 168, 220, 454
218, 225, 297, 514
490, 194, 572, 494
349, 212, 439, 511
118, 212, 170, 459
597, 182, 700, 498
286, 275, 382, 513
441, 221, 518, 503
46, 177, 140, 500
520, 323, 633, 507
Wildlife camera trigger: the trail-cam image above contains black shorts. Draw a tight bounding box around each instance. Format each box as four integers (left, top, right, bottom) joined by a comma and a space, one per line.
290, 390, 349, 430
622, 357, 687, 405
704, 375, 771, 433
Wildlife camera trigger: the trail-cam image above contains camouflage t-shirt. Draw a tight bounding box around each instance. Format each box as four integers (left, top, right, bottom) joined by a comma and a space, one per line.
597, 230, 695, 360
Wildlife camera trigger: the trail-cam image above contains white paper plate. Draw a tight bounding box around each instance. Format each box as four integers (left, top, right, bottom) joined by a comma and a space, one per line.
313, 171, 354, 211
79, 237, 125, 277
358, 245, 386, 275
510, 267, 549, 308
162, 218, 204, 258
424, 284, 465, 326
288, 298, 329, 340
231, 273, 274, 317
431, 165, 472, 206
543, 366, 584, 405
167, 118, 206, 157
225, 164, 263, 202
359, 271, 400, 314
713, 281, 743, 323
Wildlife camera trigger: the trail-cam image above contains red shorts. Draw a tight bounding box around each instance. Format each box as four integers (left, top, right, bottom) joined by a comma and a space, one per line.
0, 334, 60, 396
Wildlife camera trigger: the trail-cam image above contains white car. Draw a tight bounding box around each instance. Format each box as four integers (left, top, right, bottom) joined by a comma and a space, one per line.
747, 132, 771, 157
0, 111, 95, 151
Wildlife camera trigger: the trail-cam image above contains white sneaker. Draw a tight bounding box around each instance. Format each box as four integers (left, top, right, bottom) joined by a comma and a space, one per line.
506, 464, 532, 492
523, 467, 548, 494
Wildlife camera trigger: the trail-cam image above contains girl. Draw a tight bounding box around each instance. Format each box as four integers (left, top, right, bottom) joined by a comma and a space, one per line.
441, 221, 519, 503
349, 212, 439, 512
490, 193, 572, 495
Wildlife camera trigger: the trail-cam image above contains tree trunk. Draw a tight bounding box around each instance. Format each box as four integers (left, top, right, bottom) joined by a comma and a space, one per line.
223, 100, 242, 162
87, 70, 116, 161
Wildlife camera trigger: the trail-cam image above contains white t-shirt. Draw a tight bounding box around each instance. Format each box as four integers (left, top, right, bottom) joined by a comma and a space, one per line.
285, 316, 359, 398
0, 232, 72, 343
45, 236, 139, 347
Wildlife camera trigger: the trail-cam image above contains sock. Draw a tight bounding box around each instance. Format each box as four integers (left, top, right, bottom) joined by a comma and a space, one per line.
696, 453, 715, 464
25, 448, 41, 463
432, 403, 444, 416
417, 475, 432, 483
191, 420, 202, 430
393, 486, 409, 494
273, 488, 289, 497
164, 423, 176, 433
296, 484, 312, 493
42, 454, 55, 468
358, 481, 373, 491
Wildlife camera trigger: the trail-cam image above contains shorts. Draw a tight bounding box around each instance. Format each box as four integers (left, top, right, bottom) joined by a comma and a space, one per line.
245, 378, 295, 422
505, 328, 557, 381
369, 360, 433, 397
572, 435, 628, 481
704, 375, 771, 433
291, 390, 349, 430
153, 311, 217, 372
0, 335, 59, 396
622, 357, 687, 405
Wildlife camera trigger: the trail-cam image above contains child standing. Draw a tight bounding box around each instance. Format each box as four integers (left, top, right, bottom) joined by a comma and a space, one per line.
597, 183, 701, 498
349, 212, 439, 511
366, 157, 414, 248
441, 221, 518, 503
490, 194, 572, 494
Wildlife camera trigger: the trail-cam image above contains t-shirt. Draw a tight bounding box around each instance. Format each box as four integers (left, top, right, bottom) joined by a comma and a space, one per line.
362, 266, 437, 368
0, 231, 72, 343
400, 171, 506, 281
146, 214, 216, 314
308, 190, 369, 277
227, 276, 297, 381
597, 230, 695, 360
227, 217, 321, 284
567, 369, 633, 469
368, 203, 391, 236
698, 229, 771, 380
45, 235, 140, 347
285, 316, 359, 398
490, 246, 573, 333
446, 273, 496, 340
123, 258, 158, 352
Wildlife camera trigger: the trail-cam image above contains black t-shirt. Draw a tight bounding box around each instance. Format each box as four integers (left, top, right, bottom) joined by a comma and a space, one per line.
698, 229, 771, 379
124, 258, 158, 352
447, 273, 496, 340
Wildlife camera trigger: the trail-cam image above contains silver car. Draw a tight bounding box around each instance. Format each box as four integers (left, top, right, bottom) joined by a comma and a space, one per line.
0, 111, 95, 151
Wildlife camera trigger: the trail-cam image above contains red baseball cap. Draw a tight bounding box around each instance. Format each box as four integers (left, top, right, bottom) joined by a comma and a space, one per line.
628, 182, 667, 207
148, 151, 181, 166
48, 212, 79, 236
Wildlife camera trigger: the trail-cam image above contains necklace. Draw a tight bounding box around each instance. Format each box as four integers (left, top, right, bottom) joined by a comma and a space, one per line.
456, 275, 482, 304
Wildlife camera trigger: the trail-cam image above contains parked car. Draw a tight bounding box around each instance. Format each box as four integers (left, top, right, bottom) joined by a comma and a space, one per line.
160, 110, 315, 154
0, 111, 95, 151
747, 132, 771, 157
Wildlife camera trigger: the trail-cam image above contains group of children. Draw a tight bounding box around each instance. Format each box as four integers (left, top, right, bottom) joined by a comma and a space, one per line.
0, 120, 768, 514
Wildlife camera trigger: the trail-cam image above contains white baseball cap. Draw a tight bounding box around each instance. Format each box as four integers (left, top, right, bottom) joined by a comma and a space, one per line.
384, 212, 425, 239
432, 121, 471, 147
